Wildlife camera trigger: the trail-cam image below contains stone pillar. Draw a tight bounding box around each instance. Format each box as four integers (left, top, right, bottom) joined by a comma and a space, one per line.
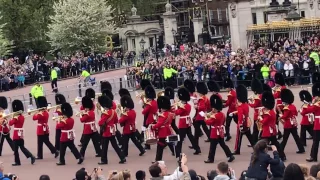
162, 3, 177, 45
228, 1, 252, 49
193, 17, 203, 43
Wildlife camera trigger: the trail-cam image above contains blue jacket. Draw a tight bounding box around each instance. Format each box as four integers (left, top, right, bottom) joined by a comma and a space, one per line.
246, 151, 280, 180
0, 172, 10, 180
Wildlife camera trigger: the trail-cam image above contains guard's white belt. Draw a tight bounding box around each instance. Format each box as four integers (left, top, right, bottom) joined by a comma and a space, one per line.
13, 128, 23, 130
180, 116, 190, 119
37, 124, 46, 126
61, 130, 74, 133
84, 122, 95, 125
315, 116, 320, 118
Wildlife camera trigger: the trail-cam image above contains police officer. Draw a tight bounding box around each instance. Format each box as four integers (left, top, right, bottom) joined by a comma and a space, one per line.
163, 65, 177, 89
0, 96, 14, 156
30, 83, 44, 108
51, 62, 59, 93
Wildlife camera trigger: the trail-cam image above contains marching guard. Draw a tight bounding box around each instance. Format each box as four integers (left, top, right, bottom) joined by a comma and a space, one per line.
279, 89, 305, 155
0, 96, 14, 156
204, 94, 234, 163
101, 81, 112, 93
32, 96, 58, 159
273, 73, 286, 139
233, 85, 254, 155
119, 95, 146, 157
54, 94, 66, 150
119, 88, 131, 97
165, 87, 179, 134
223, 78, 237, 141
97, 95, 126, 165
8, 100, 35, 166
299, 90, 314, 147
175, 87, 201, 157
79, 96, 101, 158
207, 80, 222, 100
56, 103, 83, 165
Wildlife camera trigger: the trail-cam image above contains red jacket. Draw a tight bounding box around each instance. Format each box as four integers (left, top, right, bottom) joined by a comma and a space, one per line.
112, 101, 117, 110
195, 95, 210, 121
98, 109, 117, 137
190, 93, 198, 105
32, 110, 50, 135
313, 101, 320, 130
80, 110, 97, 134
9, 115, 25, 140
281, 104, 298, 129
205, 112, 225, 139
0, 114, 10, 133
273, 86, 286, 108
57, 118, 75, 142
225, 89, 237, 113
119, 109, 136, 135
260, 109, 277, 138
175, 103, 192, 128
80, 103, 96, 111
142, 100, 158, 126
55, 109, 63, 129
215, 93, 222, 100
300, 104, 313, 126
237, 103, 250, 129
248, 94, 262, 121
151, 111, 174, 138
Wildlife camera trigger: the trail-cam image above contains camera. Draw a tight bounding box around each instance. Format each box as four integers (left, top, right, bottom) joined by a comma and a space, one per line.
166, 135, 180, 143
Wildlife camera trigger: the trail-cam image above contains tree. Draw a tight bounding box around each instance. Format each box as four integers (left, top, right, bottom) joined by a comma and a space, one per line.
0, 14, 14, 56
47, 0, 117, 53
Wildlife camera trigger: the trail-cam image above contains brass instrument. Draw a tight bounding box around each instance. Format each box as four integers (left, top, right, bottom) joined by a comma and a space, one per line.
47, 105, 62, 111
0, 111, 23, 124
172, 101, 183, 109
157, 90, 165, 97
95, 93, 102, 97
74, 97, 82, 104
52, 115, 63, 121
256, 107, 264, 131
75, 110, 88, 117
27, 107, 46, 115
136, 92, 147, 104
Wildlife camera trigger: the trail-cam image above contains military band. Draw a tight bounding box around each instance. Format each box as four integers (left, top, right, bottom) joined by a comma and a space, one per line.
299, 90, 314, 147
223, 78, 237, 141
273, 73, 286, 140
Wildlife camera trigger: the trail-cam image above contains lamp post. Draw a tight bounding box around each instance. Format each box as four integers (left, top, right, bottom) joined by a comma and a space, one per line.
139, 38, 146, 64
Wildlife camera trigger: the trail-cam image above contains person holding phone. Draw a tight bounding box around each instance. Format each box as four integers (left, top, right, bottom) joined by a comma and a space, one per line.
214, 162, 236, 180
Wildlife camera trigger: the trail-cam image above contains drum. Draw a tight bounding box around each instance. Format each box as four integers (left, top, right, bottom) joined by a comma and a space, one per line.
144, 128, 157, 145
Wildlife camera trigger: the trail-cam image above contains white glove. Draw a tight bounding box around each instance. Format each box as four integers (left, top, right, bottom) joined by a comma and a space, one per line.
229, 113, 233, 117
199, 111, 205, 117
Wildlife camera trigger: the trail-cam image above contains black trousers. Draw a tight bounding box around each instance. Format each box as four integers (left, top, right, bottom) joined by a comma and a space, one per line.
234, 128, 254, 153
51, 78, 58, 90
281, 128, 304, 152
13, 139, 33, 164
34, 97, 40, 108
310, 130, 320, 161
300, 125, 314, 146
80, 132, 101, 157
262, 136, 286, 159
0, 133, 14, 155
55, 129, 61, 150
208, 138, 232, 161
176, 127, 199, 158
59, 140, 81, 163
122, 133, 144, 157
225, 115, 238, 137
252, 121, 259, 145
37, 134, 56, 158
115, 127, 123, 146
171, 119, 179, 134
101, 136, 124, 162
194, 120, 210, 145
155, 138, 175, 161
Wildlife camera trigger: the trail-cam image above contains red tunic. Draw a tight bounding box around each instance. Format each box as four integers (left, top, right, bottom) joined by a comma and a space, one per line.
175, 103, 192, 128
142, 100, 158, 126
225, 89, 237, 113
57, 118, 75, 142
237, 103, 250, 130
300, 104, 313, 126
260, 109, 277, 138
215, 93, 222, 100
55, 109, 63, 129
248, 94, 262, 121
205, 112, 225, 139
80, 103, 96, 111
0, 114, 10, 133
195, 96, 210, 121
9, 115, 25, 140
98, 109, 117, 137
80, 110, 97, 134
273, 86, 286, 109
312, 101, 320, 130
151, 111, 174, 138
32, 110, 50, 135
119, 109, 136, 135
281, 104, 298, 129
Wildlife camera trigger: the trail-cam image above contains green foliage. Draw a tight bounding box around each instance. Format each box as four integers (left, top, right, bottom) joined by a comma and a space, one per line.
0, 20, 14, 56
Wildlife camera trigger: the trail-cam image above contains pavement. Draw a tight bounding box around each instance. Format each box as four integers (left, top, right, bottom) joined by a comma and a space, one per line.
0, 71, 318, 179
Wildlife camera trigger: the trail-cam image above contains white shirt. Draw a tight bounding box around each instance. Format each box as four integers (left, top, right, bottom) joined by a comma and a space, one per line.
163, 167, 184, 180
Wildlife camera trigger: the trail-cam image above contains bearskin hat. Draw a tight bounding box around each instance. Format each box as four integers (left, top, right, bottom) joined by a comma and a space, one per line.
85, 88, 95, 99
312, 72, 320, 84
157, 96, 171, 110
210, 94, 223, 111
263, 83, 272, 93
312, 83, 320, 97
140, 79, 152, 90
100, 81, 112, 92
0, 96, 8, 109
224, 78, 234, 89
53, 62, 58, 67
165, 87, 175, 99
119, 88, 131, 97
61, 103, 73, 118
98, 95, 113, 109
145, 85, 156, 99
280, 89, 294, 104
275, 73, 285, 86
251, 79, 263, 94
196, 81, 208, 95
236, 85, 248, 103
299, 90, 312, 103
262, 92, 275, 110
102, 89, 114, 100
37, 96, 48, 108
55, 94, 66, 105
183, 79, 195, 93
82, 96, 93, 109
120, 95, 134, 109
12, 100, 24, 112
178, 88, 190, 102
207, 80, 220, 92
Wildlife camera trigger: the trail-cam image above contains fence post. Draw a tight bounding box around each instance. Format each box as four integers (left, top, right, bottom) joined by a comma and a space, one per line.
78, 84, 82, 97
29, 93, 33, 105
120, 78, 123, 89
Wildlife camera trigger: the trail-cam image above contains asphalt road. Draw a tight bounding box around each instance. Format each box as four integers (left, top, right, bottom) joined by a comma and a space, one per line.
0, 71, 317, 179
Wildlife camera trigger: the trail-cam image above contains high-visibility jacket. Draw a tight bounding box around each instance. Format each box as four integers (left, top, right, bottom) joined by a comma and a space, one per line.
81, 70, 90, 78
51, 69, 57, 80
163, 68, 177, 80
30, 85, 44, 98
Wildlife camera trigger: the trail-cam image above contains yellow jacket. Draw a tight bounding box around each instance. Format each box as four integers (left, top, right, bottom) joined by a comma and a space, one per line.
30, 85, 44, 98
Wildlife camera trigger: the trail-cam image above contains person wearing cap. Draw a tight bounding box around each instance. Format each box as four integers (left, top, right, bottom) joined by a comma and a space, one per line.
150, 96, 175, 161
248, 79, 264, 146
307, 82, 320, 162
223, 78, 237, 142
8, 100, 35, 166
232, 85, 254, 155
165, 87, 178, 134
299, 90, 314, 147
207, 80, 222, 100
279, 89, 305, 157
54, 94, 66, 150
97, 95, 126, 165
119, 95, 146, 157
56, 103, 83, 165
259, 91, 286, 160
79, 96, 101, 158
32, 96, 58, 160
0, 96, 14, 156
51, 62, 59, 93
175, 87, 201, 158
142, 84, 158, 150
204, 94, 235, 163
30, 83, 44, 109
273, 73, 286, 140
